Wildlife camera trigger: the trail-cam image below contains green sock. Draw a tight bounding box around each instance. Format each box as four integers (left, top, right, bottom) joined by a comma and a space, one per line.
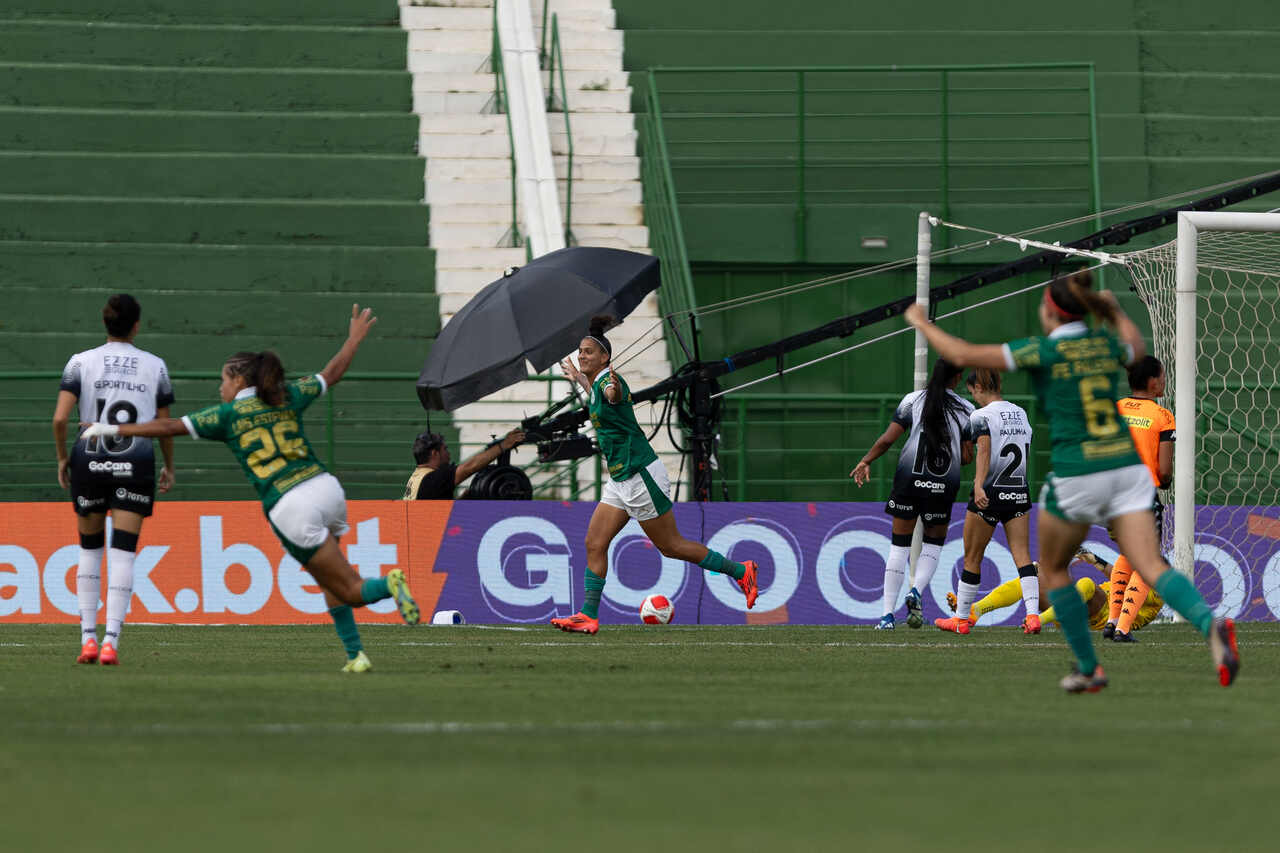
329, 605, 363, 660
359, 576, 390, 606
1048, 585, 1098, 675
698, 549, 746, 580
1154, 570, 1214, 637
582, 570, 606, 619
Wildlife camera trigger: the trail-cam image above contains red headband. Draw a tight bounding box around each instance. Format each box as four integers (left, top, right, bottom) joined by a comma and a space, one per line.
1043, 286, 1082, 321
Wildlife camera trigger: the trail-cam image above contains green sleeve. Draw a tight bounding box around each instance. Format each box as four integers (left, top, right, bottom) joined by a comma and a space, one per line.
188, 402, 230, 442
1005, 335, 1047, 371
288, 375, 326, 413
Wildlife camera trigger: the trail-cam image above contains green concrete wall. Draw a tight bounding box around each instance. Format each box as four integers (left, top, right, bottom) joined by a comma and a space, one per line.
1, 1, 443, 501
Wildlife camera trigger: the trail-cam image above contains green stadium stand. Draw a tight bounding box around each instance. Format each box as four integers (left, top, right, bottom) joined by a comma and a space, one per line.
0, 0, 445, 502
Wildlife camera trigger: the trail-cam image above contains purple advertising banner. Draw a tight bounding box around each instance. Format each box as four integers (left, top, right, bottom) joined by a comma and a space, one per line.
434, 502, 1280, 625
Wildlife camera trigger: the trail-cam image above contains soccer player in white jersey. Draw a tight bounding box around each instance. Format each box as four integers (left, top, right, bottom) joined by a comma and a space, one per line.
52, 294, 175, 666
935, 368, 1039, 635
852, 358, 974, 629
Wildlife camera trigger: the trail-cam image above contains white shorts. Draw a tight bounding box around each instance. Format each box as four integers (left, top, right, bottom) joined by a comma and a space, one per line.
267, 472, 350, 561
601, 458, 673, 522
1040, 464, 1155, 526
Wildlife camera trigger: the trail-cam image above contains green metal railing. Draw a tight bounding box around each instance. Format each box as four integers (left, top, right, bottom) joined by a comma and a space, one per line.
648, 62, 1102, 263
721, 392, 1045, 502
545, 11, 576, 246
638, 72, 700, 368
488, 0, 523, 249
1, 371, 600, 501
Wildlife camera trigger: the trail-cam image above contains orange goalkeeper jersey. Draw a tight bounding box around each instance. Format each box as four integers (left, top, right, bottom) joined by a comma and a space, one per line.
1116, 396, 1175, 487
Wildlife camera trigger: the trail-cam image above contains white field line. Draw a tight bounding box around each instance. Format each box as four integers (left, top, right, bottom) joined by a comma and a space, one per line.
14, 716, 1246, 737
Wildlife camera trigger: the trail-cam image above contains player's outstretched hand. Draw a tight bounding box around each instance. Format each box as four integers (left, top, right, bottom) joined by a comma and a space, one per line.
81, 423, 119, 440
348, 304, 378, 343
559, 357, 582, 382
903, 302, 930, 330
850, 460, 871, 486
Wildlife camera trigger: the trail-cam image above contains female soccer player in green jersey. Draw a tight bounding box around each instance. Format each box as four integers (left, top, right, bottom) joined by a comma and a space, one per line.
550, 316, 759, 634
82, 305, 419, 673
903, 271, 1238, 692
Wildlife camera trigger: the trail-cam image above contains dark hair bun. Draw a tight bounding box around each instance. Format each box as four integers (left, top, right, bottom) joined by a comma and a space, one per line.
589, 314, 617, 337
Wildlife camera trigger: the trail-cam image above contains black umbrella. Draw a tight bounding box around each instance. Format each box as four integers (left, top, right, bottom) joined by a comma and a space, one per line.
416, 246, 660, 411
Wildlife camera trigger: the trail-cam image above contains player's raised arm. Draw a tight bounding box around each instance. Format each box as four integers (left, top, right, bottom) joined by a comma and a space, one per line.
82, 418, 189, 440
320, 304, 378, 389
903, 304, 1009, 369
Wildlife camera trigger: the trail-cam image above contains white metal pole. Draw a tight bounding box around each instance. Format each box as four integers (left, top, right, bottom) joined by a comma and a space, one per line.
1172, 212, 1199, 579
909, 212, 932, 586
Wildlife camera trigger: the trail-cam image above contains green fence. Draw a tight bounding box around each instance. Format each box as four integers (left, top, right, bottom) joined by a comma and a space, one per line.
720, 392, 1046, 502
638, 71, 700, 368
647, 63, 1101, 263
3, 371, 600, 502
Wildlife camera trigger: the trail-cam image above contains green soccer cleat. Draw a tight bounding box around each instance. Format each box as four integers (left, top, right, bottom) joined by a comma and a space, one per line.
386, 569, 420, 626
341, 650, 373, 674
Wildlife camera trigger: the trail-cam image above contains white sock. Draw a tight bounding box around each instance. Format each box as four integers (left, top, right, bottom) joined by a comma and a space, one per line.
77, 547, 103, 643
882, 545, 910, 617
955, 578, 981, 621
104, 547, 136, 649
912, 542, 944, 594
1019, 569, 1040, 616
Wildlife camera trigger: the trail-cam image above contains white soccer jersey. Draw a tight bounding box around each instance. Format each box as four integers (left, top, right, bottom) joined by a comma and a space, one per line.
890, 389, 975, 491
969, 399, 1033, 495
60, 341, 175, 426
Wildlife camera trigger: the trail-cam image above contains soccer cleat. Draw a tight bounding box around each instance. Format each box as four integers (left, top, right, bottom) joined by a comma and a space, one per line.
341, 651, 372, 674
875, 614, 895, 630
738, 560, 760, 610
1101, 621, 1116, 640
1073, 547, 1110, 570
904, 588, 924, 629
934, 615, 970, 635
550, 612, 599, 634
99, 643, 118, 666
1209, 617, 1239, 687
76, 638, 99, 664
1112, 629, 1138, 643
1060, 665, 1108, 694
1022, 613, 1042, 635
385, 569, 420, 626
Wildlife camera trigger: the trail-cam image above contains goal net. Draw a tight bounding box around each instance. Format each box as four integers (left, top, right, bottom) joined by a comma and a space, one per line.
1122, 211, 1280, 621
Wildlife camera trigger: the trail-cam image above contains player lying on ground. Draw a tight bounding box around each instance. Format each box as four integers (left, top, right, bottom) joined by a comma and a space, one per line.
83, 305, 418, 673
53, 294, 176, 667
904, 270, 1237, 692
935, 369, 1039, 636
550, 315, 758, 635
851, 358, 974, 630
952, 551, 1163, 633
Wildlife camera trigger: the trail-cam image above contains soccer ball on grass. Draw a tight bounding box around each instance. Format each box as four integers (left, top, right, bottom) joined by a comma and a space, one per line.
639, 594, 674, 625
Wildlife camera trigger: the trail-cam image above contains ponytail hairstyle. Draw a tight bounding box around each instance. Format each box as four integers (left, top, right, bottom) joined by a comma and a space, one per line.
223, 350, 287, 406
586, 314, 616, 362
921, 358, 967, 471
965, 367, 1002, 395
1045, 268, 1117, 326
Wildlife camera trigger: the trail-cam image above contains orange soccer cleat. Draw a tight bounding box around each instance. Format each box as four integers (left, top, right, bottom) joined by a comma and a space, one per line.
1211, 617, 1239, 687
550, 612, 599, 634
76, 638, 99, 664
1022, 613, 1042, 635
99, 642, 119, 666
934, 615, 971, 635
738, 560, 759, 610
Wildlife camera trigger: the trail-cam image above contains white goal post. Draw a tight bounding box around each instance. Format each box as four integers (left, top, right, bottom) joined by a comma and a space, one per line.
1171, 211, 1280, 578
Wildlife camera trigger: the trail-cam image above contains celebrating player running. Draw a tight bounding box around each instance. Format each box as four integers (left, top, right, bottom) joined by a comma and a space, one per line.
904, 270, 1238, 692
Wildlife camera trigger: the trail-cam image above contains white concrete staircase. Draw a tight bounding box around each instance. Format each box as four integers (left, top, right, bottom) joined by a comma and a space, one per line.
400, 0, 683, 497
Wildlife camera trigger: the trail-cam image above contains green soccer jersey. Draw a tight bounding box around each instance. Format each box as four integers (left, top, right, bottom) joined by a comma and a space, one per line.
1004, 323, 1142, 477
185, 375, 328, 511
588, 370, 658, 481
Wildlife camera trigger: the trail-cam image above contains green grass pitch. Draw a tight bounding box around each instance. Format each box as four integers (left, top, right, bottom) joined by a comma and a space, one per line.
3, 622, 1276, 852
